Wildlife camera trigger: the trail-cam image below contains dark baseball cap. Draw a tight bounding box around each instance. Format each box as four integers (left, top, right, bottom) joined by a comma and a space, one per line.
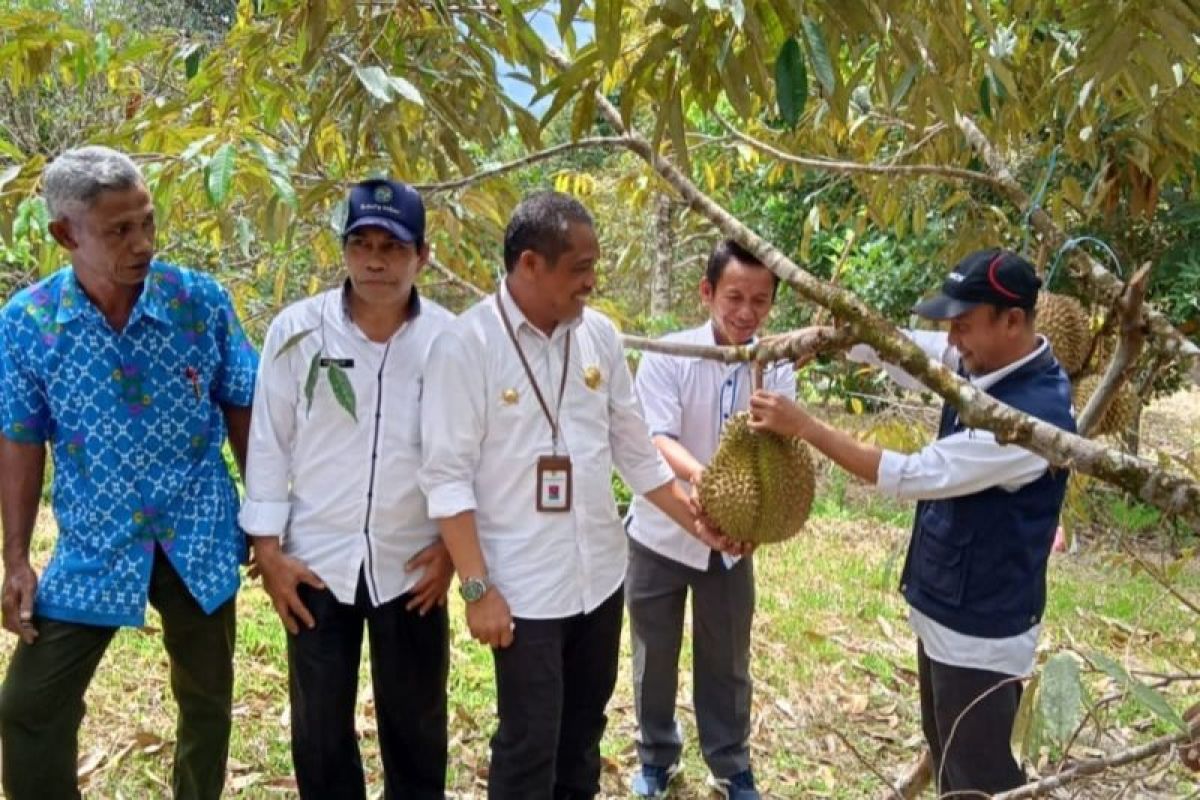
912, 248, 1042, 320
343, 178, 425, 244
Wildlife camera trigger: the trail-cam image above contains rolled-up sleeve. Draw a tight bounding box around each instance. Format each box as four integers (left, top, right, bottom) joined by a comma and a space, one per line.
238, 318, 298, 536
607, 332, 674, 495
419, 327, 485, 519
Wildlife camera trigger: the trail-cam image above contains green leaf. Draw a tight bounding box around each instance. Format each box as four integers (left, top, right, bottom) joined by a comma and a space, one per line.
95, 31, 111, 70
182, 42, 202, 80
205, 143, 236, 208
354, 64, 394, 103
774, 37, 808, 127
1039, 653, 1085, 745
326, 364, 357, 422
387, 74, 424, 106
595, 0, 622, 67
558, 0, 585, 35
801, 17, 835, 95
303, 351, 320, 416
979, 74, 992, 118
890, 64, 919, 109
1011, 672, 1040, 759
1090, 652, 1188, 733
273, 327, 316, 361
0, 135, 23, 161
0, 164, 21, 194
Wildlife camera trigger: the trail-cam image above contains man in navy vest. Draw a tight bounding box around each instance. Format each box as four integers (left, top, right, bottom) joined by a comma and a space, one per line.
749, 249, 1075, 795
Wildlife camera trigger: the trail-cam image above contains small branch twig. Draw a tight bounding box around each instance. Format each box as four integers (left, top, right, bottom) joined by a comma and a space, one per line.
1079, 263, 1151, 437
875, 749, 933, 800
1116, 536, 1200, 617
720, 117, 1000, 187
621, 326, 855, 364
990, 716, 1200, 800
828, 729, 906, 800
412, 136, 632, 193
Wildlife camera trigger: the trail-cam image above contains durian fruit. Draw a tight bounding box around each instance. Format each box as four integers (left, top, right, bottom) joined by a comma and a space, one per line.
1036, 292, 1090, 376
697, 412, 815, 544
1073, 374, 1138, 437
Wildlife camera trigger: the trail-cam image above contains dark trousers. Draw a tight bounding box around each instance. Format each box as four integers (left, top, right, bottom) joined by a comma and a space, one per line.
627, 540, 754, 778
488, 585, 624, 800
0, 546, 235, 800
288, 575, 449, 800
917, 640, 1026, 797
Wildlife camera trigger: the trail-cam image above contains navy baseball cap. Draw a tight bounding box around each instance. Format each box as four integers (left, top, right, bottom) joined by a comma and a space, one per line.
912, 248, 1042, 320
343, 178, 425, 244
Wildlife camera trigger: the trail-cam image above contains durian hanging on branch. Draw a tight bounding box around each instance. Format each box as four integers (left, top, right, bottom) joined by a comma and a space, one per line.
697, 412, 816, 545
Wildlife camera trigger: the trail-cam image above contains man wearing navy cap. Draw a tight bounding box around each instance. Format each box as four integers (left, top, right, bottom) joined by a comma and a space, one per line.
241, 178, 455, 798
750, 249, 1075, 795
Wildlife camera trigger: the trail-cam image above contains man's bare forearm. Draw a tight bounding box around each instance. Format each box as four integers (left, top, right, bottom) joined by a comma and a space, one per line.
436, 510, 489, 579
0, 437, 46, 568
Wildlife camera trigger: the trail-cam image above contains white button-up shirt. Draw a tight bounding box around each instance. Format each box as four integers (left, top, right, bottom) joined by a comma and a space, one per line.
849, 331, 1061, 676
628, 323, 797, 570
418, 282, 674, 619
239, 287, 454, 606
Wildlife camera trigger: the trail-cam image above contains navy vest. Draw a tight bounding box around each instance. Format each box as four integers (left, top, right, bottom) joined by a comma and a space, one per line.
900, 347, 1076, 638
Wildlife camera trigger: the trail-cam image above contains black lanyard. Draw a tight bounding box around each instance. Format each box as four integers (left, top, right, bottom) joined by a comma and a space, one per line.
496, 294, 571, 453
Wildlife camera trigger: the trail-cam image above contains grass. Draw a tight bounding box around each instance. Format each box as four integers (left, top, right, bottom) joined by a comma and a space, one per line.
2, 490, 1197, 799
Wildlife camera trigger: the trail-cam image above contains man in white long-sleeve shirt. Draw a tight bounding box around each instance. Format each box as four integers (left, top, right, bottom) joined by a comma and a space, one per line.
418, 191, 740, 800
240, 179, 454, 799
750, 249, 1075, 796
627, 239, 793, 800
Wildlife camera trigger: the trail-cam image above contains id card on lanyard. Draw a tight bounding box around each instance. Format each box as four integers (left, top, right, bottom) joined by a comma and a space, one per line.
496, 294, 574, 513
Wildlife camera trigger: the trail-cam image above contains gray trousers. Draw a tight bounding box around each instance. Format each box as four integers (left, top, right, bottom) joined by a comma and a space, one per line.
626, 538, 755, 778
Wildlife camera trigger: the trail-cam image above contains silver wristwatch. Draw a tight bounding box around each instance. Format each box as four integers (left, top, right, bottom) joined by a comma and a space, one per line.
459, 575, 491, 603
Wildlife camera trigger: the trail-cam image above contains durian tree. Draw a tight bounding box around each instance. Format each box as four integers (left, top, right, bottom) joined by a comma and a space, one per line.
1, 0, 1199, 518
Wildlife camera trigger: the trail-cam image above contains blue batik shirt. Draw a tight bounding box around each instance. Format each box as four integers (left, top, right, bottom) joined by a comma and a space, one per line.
0, 262, 259, 627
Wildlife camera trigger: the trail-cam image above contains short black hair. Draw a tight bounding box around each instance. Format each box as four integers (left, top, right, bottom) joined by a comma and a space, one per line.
503, 191, 594, 273
705, 239, 779, 295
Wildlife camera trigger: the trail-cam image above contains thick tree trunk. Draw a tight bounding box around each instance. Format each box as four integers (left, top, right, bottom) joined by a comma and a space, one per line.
650, 192, 673, 317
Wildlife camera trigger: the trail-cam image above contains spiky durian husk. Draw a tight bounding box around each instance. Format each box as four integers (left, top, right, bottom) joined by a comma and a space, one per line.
1073, 374, 1138, 437
697, 412, 815, 544
1037, 292, 1090, 377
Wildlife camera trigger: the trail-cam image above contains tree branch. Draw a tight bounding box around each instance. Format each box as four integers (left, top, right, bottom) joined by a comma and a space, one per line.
412, 136, 632, 194
720, 118, 999, 187
956, 115, 1200, 385
876, 749, 932, 800
427, 256, 488, 298
1078, 263, 1151, 437
990, 716, 1200, 800
622, 327, 855, 364
538, 49, 1200, 527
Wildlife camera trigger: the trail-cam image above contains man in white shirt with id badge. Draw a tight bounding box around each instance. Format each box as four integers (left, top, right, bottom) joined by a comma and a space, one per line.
240, 179, 455, 799
419, 192, 742, 800
627, 239, 793, 800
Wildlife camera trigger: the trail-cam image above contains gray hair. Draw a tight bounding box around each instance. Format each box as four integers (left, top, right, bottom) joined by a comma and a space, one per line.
43, 146, 144, 220
502, 191, 594, 273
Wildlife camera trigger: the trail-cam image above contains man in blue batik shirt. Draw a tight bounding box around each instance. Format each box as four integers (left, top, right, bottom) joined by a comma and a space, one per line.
0, 146, 258, 800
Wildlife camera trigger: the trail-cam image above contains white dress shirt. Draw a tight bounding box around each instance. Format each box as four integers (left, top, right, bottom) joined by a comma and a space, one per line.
848, 331, 1061, 676
628, 322, 797, 570
418, 282, 674, 619
239, 287, 454, 606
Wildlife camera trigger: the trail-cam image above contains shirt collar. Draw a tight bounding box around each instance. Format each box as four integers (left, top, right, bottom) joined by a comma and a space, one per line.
970, 336, 1049, 391
498, 277, 582, 342
54, 262, 172, 326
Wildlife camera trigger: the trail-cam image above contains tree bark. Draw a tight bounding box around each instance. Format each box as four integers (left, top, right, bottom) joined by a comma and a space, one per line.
650, 192, 673, 317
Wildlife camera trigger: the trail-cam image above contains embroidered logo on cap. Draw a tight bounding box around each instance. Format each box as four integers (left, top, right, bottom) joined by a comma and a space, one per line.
374, 185, 393, 204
